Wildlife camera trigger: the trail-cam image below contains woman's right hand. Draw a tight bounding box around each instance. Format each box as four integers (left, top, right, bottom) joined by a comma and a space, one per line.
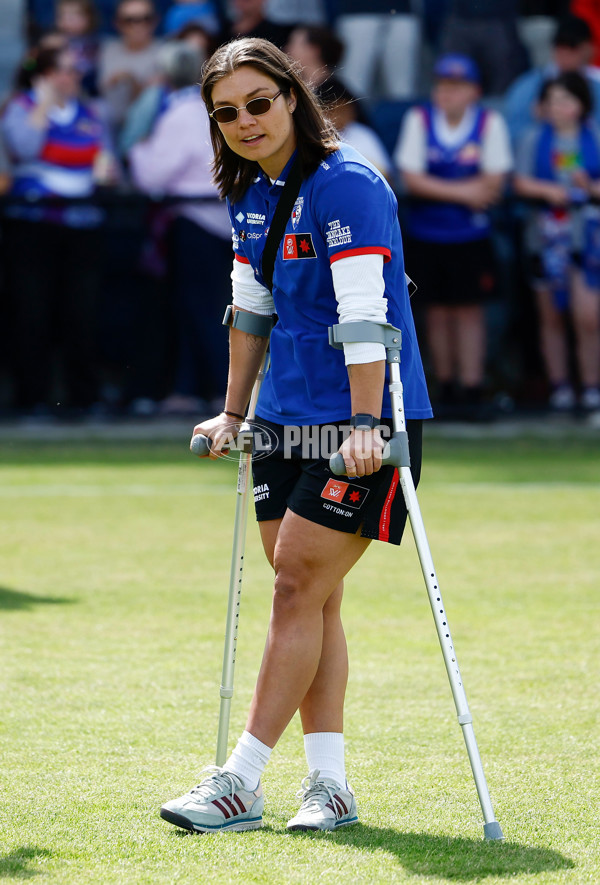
191, 412, 243, 460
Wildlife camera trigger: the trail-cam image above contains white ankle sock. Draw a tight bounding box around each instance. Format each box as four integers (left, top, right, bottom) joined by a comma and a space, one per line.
223, 731, 272, 790
304, 732, 346, 789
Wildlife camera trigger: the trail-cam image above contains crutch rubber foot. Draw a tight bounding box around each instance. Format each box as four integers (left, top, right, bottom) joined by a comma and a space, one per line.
483, 821, 504, 840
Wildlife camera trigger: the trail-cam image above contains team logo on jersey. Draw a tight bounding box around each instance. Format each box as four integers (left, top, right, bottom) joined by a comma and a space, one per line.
283, 233, 316, 260
320, 478, 370, 509
239, 230, 247, 241
291, 196, 304, 229
458, 142, 481, 164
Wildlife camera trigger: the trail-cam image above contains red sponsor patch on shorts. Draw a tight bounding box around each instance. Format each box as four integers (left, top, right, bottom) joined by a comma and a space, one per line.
321, 478, 369, 509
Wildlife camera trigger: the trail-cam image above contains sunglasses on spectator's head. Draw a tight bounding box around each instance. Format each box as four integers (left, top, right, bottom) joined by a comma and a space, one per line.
209, 90, 285, 124
118, 13, 154, 25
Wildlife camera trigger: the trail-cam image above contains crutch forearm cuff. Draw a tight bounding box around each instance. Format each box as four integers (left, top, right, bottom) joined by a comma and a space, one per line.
328, 321, 402, 350
223, 305, 274, 337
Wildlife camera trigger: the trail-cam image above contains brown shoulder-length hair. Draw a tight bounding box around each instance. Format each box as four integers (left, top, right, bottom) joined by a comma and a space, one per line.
201, 37, 338, 203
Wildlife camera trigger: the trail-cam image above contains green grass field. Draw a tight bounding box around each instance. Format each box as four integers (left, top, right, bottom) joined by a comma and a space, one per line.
0, 433, 598, 884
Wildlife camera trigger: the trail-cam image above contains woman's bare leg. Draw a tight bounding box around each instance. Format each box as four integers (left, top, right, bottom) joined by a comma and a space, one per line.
248, 511, 370, 748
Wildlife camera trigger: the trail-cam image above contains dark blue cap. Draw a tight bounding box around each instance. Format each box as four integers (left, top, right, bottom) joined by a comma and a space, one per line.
433, 54, 480, 84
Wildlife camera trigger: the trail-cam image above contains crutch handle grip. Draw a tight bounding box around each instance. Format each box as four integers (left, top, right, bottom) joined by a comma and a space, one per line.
190, 433, 211, 457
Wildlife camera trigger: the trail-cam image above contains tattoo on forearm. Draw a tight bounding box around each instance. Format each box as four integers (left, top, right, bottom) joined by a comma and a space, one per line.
245, 334, 264, 353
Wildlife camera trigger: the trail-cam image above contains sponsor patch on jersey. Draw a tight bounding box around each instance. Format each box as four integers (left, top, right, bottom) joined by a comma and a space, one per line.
326, 220, 352, 249
283, 232, 316, 260
235, 211, 245, 223
320, 478, 370, 510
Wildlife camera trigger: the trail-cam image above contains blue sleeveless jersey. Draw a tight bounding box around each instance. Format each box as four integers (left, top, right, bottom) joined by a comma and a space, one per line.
408, 104, 491, 243
532, 121, 600, 182
228, 144, 432, 425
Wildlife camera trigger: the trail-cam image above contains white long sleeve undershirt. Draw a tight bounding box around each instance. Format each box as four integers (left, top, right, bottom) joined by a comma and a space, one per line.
231, 252, 389, 364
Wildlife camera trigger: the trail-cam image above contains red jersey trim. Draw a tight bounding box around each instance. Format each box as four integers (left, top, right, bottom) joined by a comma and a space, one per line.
378, 468, 399, 542
234, 254, 251, 264
330, 247, 392, 265
40, 142, 99, 168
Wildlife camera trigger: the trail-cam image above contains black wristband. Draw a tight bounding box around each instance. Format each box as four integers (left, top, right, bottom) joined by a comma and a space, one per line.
223, 409, 245, 421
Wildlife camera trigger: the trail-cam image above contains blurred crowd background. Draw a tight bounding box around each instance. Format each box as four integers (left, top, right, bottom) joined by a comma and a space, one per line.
1, 0, 599, 423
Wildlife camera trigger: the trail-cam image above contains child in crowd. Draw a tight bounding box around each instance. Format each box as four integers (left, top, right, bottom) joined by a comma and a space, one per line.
514, 71, 600, 414
395, 54, 512, 419
55, 0, 100, 96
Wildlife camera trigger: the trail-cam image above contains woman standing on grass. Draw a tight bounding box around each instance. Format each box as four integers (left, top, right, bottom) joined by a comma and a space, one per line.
160, 37, 432, 834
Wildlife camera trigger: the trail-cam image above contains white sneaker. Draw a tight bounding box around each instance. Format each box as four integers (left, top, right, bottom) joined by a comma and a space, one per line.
160, 767, 264, 833
581, 387, 600, 412
549, 384, 575, 411
286, 769, 358, 831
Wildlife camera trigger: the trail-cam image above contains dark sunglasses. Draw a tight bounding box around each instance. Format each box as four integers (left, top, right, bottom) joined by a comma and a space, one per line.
210, 90, 285, 124
118, 13, 154, 25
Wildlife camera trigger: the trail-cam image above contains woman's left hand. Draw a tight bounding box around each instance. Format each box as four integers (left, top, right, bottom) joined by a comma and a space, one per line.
337, 427, 386, 477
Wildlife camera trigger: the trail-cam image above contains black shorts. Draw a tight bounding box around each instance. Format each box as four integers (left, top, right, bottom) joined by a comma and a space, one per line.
404, 236, 496, 306
251, 418, 423, 546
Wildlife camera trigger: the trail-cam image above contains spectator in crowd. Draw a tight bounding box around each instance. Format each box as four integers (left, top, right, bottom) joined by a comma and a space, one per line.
285, 25, 344, 92
439, 0, 529, 96
118, 23, 215, 156
128, 41, 232, 415
334, 1, 422, 100
570, 0, 600, 67
55, 0, 101, 96
395, 54, 513, 419
285, 26, 392, 176
163, 0, 220, 38
513, 71, 600, 414
319, 79, 393, 181
504, 15, 600, 145
219, 0, 294, 49
99, 0, 161, 133
1, 45, 115, 417
517, 0, 571, 70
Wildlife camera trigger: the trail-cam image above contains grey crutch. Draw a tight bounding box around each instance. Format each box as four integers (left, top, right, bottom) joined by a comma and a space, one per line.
190, 307, 273, 766
329, 321, 504, 842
